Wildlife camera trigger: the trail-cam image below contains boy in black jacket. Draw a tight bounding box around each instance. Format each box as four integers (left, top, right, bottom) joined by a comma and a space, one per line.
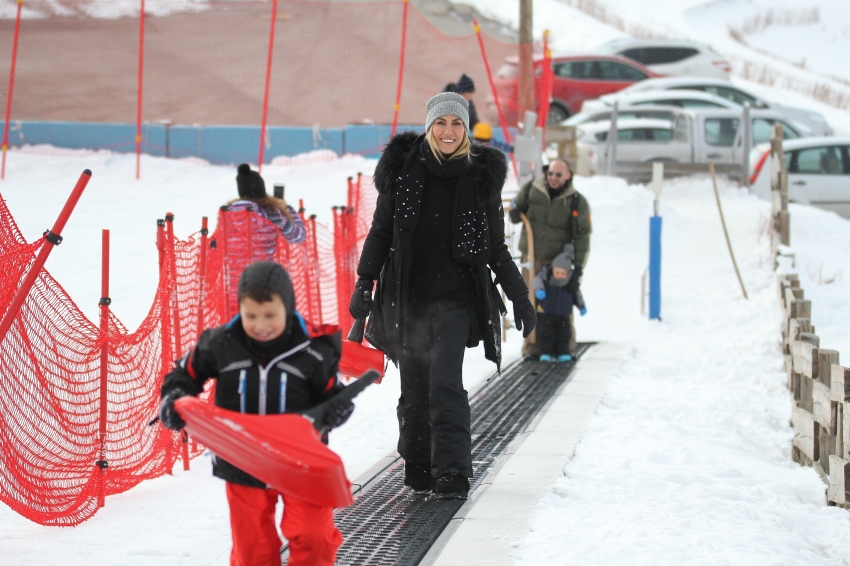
158, 261, 352, 566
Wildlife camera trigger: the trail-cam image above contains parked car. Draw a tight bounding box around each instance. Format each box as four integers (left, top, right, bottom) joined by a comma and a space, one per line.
562, 105, 676, 127
610, 77, 833, 136
576, 108, 809, 175
492, 53, 659, 126
581, 90, 741, 113
595, 38, 731, 80
749, 138, 850, 218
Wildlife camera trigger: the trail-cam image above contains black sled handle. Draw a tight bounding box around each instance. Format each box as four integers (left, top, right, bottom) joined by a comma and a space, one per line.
300, 369, 381, 431
347, 318, 366, 343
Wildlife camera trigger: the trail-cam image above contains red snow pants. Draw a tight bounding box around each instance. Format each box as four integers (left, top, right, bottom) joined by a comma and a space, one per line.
226, 482, 343, 566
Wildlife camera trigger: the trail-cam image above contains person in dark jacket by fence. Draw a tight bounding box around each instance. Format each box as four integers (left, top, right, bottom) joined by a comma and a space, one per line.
443, 74, 479, 131
158, 262, 352, 566
349, 92, 535, 499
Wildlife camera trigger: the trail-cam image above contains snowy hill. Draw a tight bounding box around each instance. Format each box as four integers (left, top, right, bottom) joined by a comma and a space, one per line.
459, 0, 850, 134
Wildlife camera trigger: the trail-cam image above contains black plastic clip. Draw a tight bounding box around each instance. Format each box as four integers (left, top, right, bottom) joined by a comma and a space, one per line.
165, 213, 175, 222
96, 460, 109, 469
157, 219, 165, 227
200, 227, 209, 236
210, 238, 217, 249
220, 205, 230, 212
310, 214, 317, 220
99, 297, 111, 306
44, 230, 63, 246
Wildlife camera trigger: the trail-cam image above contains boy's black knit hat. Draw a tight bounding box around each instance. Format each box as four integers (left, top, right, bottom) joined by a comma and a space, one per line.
236, 163, 267, 199
455, 74, 475, 93
238, 261, 295, 317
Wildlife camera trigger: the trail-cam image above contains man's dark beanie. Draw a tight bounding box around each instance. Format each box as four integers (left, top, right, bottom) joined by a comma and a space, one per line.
238, 261, 295, 317
236, 163, 267, 199
455, 74, 475, 93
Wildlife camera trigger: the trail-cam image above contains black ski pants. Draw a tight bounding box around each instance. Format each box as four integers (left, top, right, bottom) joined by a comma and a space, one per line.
397, 309, 472, 479
536, 312, 572, 357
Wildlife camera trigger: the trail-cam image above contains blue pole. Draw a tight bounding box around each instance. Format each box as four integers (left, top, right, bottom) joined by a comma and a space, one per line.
649, 215, 662, 320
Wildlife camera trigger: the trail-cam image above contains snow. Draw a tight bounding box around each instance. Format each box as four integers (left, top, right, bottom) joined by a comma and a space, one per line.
0, 0, 210, 20
515, 175, 850, 563
0, 148, 524, 564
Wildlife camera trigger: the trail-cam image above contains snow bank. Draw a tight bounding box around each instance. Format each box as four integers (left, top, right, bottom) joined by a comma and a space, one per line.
517, 175, 850, 563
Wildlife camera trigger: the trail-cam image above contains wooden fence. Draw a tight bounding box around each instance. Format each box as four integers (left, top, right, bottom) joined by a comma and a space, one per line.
774, 123, 850, 507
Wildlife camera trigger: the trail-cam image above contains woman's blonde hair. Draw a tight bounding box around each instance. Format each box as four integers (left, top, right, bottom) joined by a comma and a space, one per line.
227, 195, 294, 222
426, 121, 476, 164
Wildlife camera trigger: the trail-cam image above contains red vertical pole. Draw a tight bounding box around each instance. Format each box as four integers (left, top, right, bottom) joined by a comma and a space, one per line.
257, 0, 279, 173
309, 215, 322, 325
0, 170, 92, 344
219, 207, 231, 319
197, 216, 208, 338
166, 213, 182, 359
390, 0, 409, 137
135, 0, 145, 180
96, 229, 110, 507
1, 0, 24, 180
245, 206, 254, 264
473, 21, 518, 179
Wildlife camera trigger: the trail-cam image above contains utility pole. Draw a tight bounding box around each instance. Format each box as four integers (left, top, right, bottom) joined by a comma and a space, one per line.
518, 0, 534, 127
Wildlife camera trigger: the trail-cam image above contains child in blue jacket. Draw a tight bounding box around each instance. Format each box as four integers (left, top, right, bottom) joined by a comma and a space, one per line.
532, 244, 587, 362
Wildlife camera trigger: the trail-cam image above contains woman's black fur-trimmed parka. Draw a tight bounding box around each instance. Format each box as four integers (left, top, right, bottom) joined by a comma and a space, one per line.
357, 131, 527, 369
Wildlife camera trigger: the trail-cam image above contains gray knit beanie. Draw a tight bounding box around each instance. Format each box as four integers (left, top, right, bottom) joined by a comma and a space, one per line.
551, 243, 575, 272
425, 92, 470, 135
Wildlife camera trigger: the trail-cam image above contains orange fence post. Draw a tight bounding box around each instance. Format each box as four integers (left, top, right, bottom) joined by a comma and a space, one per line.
96, 229, 110, 507
309, 215, 322, 325
1, 0, 24, 180
165, 213, 182, 360
473, 20, 518, 178
219, 206, 231, 319
135, 0, 145, 179
0, 170, 92, 344
257, 0, 279, 173
197, 216, 208, 338
390, 0, 410, 137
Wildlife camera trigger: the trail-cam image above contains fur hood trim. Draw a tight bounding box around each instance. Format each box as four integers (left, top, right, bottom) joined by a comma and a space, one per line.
373, 130, 508, 197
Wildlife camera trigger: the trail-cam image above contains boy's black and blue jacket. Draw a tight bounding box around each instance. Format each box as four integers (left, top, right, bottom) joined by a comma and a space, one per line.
161, 312, 342, 488
532, 265, 575, 317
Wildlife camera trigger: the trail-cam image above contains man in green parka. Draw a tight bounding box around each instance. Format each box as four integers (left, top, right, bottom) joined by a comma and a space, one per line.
509, 158, 591, 356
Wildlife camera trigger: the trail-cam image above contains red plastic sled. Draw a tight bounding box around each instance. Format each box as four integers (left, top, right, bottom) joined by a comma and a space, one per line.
175, 397, 353, 507
339, 319, 384, 383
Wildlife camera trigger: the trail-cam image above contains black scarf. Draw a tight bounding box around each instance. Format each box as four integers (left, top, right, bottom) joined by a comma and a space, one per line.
395, 136, 490, 265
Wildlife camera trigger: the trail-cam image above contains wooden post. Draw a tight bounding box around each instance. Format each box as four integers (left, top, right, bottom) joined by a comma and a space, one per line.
709, 162, 748, 300
518, 0, 534, 125
770, 124, 789, 262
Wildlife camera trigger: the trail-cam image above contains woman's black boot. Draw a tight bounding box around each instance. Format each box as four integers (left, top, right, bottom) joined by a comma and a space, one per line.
404, 461, 433, 493
434, 474, 470, 499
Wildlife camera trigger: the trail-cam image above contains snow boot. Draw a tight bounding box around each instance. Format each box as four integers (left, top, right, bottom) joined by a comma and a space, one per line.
404, 461, 433, 493
434, 474, 470, 500
556, 354, 572, 362
538, 354, 553, 363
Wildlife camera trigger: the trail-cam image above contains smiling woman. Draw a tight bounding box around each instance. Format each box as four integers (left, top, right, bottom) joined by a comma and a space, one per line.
349, 92, 535, 500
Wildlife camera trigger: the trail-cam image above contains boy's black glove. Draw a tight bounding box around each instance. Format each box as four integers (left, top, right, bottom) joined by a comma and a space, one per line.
512, 297, 537, 338
159, 388, 189, 431
566, 265, 582, 293
508, 207, 522, 224
349, 278, 373, 320
323, 397, 355, 429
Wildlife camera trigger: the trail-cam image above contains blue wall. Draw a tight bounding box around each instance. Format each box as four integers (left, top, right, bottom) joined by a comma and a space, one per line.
0, 121, 515, 164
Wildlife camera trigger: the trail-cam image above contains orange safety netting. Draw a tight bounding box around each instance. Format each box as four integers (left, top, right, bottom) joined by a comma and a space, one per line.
0, 174, 378, 526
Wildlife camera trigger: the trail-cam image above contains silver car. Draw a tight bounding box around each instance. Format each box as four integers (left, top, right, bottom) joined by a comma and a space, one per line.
750, 138, 850, 218
595, 38, 731, 80
611, 77, 833, 136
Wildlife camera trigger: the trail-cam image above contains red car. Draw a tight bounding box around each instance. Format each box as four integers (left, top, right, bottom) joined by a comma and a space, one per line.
492, 53, 660, 126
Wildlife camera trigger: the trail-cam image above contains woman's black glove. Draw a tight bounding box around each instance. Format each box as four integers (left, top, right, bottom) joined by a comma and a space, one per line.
323, 397, 355, 429
566, 265, 582, 293
159, 388, 189, 431
508, 207, 522, 224
512, 297, 537, 338
349, 278, 374, 320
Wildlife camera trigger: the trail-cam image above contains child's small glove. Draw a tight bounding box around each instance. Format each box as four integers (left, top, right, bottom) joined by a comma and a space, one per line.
580, 307, 587, 316
535, 289, 546, 300
159, 388, 189, 431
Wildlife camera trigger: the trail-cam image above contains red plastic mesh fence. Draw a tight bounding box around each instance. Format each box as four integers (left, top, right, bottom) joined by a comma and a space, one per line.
0, 0, 515, 156
0, 186, 349, 526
